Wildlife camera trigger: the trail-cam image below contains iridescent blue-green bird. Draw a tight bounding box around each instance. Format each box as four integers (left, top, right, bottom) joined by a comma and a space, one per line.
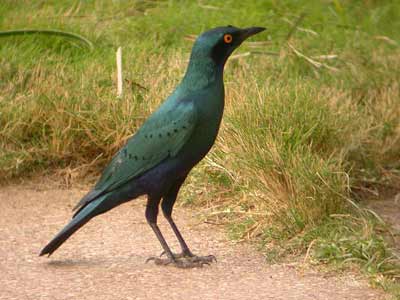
40, 25, 265, 268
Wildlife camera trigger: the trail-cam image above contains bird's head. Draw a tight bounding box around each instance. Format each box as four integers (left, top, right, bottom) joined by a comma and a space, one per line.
190, 25, 266, 67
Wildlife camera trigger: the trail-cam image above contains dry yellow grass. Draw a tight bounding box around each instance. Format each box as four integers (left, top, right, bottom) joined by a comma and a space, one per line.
1, 0, 399, 294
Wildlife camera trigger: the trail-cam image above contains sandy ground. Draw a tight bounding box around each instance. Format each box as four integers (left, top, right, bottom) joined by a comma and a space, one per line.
0, 184, 389, 300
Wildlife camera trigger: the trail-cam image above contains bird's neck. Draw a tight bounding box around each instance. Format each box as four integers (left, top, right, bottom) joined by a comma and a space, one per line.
180, 57, 224, 93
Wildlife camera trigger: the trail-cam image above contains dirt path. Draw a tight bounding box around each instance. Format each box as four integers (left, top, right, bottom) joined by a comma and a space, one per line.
367, 194, 400, 252
0, 184, 389, 300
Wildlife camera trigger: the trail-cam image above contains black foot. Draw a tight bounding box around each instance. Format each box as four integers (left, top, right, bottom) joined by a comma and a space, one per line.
186, 254, 217, 264
158, 250, 192, 259
159, 250, 217, 262
146, 254, 216, 268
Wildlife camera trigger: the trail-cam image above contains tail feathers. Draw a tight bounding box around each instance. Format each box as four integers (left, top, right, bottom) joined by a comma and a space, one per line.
72, 189, 103, 212
39, 197, 105, 257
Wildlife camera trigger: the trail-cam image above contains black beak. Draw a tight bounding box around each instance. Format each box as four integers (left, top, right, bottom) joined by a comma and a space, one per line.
240, 27, 266, 41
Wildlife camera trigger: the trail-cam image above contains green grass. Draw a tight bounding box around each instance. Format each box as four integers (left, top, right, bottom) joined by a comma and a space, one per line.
1, 0, 399, 295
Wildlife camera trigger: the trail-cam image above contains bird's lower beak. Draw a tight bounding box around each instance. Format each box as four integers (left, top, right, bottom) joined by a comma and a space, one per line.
240, 27, 266, 41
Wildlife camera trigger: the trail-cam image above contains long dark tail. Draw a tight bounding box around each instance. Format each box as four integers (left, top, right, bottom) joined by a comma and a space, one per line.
39, 195, 107, 257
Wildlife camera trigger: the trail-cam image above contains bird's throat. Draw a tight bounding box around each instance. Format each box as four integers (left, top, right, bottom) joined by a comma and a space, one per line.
181, 58, 224, 93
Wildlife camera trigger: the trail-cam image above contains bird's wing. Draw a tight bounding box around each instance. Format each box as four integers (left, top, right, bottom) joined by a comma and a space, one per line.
74, 100, 197, 210
98, 100, 197, 190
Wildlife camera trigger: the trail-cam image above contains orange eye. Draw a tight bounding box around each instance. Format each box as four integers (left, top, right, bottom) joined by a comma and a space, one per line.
223, 34, 233, 44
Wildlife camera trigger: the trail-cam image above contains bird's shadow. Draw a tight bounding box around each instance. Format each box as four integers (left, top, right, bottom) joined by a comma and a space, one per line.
42, 254, 144, 268
45, 258, 106, 268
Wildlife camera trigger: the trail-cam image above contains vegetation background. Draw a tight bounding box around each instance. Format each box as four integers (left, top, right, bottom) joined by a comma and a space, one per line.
0, 0, 399, 295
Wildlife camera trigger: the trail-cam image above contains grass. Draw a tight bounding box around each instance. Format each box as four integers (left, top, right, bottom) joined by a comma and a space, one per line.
1, 0, 399, 295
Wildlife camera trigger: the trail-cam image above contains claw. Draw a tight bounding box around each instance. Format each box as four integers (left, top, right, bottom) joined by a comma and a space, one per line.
145, 256, 158, 263
146, 257, 174, 266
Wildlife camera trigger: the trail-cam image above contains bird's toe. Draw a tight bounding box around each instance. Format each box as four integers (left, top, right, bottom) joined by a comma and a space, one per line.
188, 254, 217, 263
174, 254, 217, 268
146, 253, 216, 268
159, 250, 194, 259
174, 259, 208, 269
145, 256, 174, 266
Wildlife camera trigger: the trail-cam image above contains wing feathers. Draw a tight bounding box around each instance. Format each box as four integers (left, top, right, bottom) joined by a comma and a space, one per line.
95, 101, 197, 193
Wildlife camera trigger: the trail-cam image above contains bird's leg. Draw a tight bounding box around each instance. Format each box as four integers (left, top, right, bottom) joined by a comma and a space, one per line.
145, 198, 210, 268
163, 215, 193, 258
163, 214, 216, 264
160, 179, 216, 265
144, 198, 176, 266
147, 222, 177, 264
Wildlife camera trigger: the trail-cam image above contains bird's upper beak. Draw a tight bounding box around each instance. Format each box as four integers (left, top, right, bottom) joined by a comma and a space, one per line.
239, 27, 266, 41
